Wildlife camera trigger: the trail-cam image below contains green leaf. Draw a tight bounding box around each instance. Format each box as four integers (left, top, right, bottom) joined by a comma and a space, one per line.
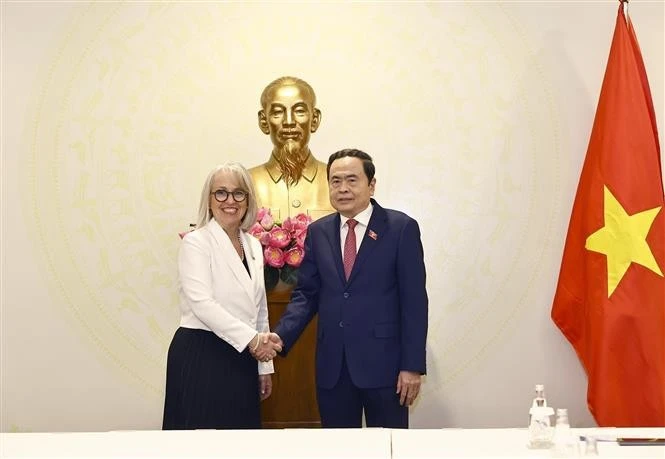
264, 265, 279, 291
279, 265, 299, 285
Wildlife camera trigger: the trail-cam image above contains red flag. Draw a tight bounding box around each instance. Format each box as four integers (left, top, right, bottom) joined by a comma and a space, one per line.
551, 1, 665, 427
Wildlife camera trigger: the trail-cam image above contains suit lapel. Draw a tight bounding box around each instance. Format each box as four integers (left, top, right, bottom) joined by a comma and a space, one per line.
322, 213, 346, 285
239, 231, 262, 303
206, 220, 255, 304
347, 199, 388, 285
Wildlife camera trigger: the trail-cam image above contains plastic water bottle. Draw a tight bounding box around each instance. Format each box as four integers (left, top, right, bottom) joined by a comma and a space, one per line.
527, 384, 554, 449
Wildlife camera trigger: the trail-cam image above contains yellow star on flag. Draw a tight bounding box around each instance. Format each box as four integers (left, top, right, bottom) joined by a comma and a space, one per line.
585, 185, 663, 297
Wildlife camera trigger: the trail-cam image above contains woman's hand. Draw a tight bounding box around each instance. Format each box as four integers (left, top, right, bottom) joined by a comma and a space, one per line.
259, 374, 272, 401
249, 332, 282, 362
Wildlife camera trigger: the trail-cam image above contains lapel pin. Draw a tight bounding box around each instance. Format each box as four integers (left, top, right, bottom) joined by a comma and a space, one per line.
368, 230, 378, 240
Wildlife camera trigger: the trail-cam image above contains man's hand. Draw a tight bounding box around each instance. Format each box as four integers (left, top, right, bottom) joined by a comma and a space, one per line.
259, 374, 272, 401
396, 371, 421, 406
262, 332, 283, 351
249, 332, 282, 362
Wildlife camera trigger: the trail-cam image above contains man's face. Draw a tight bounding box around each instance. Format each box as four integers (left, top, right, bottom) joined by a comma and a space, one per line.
328, 157, 375, 218
260, 84, 320, 152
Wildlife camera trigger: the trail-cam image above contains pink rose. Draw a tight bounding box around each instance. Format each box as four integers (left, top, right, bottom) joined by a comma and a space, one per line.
284, 247, 305, 268
258, 209, 274, 230
292, 215, 311, 234
268, 227, 291, 249
264, 247, 285, 268
248, 222, 265, 238
259, 231, 271, 246
281, 217, 295, 234
293, 213, 312, 226
295, 230, 307, 249
257, 207, 270, 221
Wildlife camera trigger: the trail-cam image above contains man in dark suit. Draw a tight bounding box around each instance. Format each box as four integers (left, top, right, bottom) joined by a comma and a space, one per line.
269, 148, 428, 428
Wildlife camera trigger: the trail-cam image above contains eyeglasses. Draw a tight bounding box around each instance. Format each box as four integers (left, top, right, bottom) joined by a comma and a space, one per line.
211, 189, 248, 203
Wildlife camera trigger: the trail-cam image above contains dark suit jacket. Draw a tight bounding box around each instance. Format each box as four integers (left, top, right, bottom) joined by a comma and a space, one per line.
275, 199, 428, 389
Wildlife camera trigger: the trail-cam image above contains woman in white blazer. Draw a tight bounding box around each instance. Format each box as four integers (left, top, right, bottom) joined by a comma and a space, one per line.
163, 163, 281, 429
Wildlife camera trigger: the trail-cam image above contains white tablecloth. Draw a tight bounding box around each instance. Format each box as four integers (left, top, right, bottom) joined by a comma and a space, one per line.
0, 428, 391, 458
390, 427, 665, 458
1, 427, 664, 458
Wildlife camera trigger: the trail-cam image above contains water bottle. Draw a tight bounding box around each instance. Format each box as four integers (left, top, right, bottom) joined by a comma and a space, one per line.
527, 384, 554, 449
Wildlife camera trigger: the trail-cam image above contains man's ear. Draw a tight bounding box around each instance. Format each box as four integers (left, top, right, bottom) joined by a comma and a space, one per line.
310, 108, 322, 133
258, 110, 270, 135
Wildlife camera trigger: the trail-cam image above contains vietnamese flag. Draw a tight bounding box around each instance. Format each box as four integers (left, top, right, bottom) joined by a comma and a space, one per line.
551, 1, 665, 427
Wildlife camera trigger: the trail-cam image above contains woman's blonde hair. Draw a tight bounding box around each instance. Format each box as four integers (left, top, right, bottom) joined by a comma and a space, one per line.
195, 162, 258, 231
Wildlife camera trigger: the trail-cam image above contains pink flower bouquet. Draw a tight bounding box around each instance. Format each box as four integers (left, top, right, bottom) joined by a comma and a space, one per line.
249, 208, 312, 291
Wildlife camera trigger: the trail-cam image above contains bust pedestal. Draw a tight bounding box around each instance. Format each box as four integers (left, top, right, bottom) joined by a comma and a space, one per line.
261, 287, 321, 428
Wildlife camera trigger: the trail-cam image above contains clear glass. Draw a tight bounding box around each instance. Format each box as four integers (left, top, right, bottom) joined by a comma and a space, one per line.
552, 408, 579, 457
555, 408, 570, 427
583, 436, 599, 456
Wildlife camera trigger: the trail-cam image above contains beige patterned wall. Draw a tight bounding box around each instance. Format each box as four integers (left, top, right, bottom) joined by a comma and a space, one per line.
2, 1, 663, 432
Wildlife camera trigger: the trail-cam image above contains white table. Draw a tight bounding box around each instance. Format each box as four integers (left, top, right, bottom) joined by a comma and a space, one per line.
0, 428, 392, 458
2, 427, 663, 458
390, 428, 665, 458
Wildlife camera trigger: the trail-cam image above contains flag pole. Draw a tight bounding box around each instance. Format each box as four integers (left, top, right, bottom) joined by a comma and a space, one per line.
621, 0, 630, 24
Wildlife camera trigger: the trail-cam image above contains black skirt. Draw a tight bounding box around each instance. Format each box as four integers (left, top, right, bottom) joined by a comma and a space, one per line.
162, 327, 260, 429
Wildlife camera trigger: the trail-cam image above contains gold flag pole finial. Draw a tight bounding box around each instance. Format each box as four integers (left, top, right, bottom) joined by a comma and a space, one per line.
621, 0, 629, 22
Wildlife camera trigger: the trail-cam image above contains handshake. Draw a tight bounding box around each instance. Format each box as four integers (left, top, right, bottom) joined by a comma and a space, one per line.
249, 332, 283, 362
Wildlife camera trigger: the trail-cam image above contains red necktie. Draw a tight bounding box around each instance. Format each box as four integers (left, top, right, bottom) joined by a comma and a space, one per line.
343, 219, 358, 280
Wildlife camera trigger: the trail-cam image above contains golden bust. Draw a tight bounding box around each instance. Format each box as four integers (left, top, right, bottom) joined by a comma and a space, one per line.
249, 76, 334, 221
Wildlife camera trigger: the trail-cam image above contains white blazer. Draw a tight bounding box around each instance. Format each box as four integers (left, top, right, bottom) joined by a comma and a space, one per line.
178, 218, 273, 375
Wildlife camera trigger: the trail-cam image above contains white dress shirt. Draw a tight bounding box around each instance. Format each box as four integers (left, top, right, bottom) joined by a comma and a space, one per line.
339, 203, 374, 256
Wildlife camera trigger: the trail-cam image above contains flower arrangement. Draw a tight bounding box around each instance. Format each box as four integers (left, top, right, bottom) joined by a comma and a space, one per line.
249, 207, 312, 291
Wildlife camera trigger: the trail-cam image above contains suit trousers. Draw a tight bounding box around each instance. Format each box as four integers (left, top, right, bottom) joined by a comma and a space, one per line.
316, 351, 408, 428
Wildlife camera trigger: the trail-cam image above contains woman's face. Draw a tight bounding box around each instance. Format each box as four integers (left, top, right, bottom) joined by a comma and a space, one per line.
209, 170, 248, 232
